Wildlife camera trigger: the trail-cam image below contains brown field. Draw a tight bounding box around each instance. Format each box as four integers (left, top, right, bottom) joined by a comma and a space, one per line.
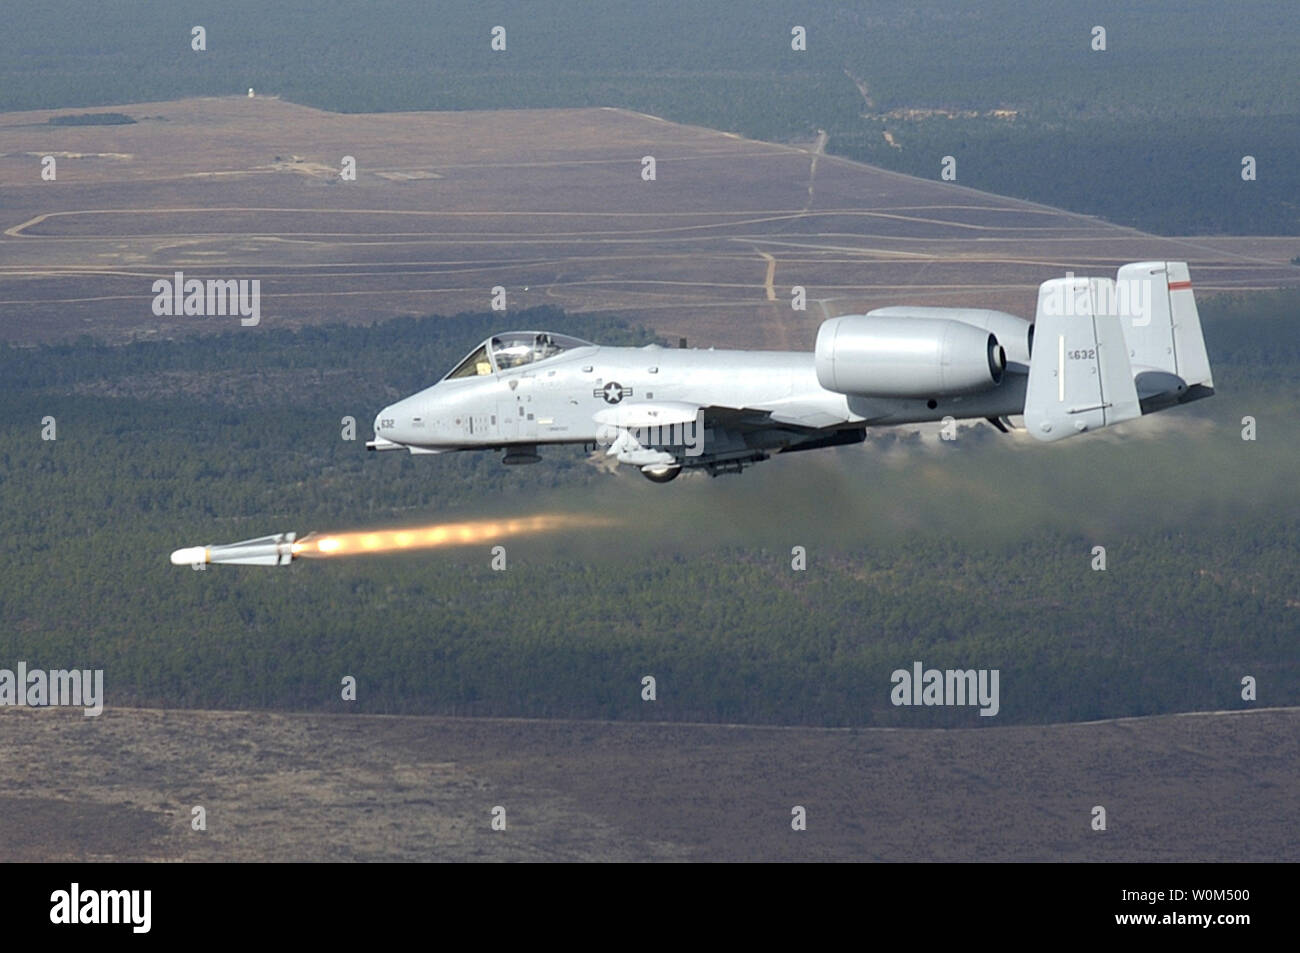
2, 97, 1297, 349
1, 705, 1294, 862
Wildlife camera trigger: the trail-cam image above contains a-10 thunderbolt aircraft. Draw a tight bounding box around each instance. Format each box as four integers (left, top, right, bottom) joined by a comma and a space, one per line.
367, 262, 1214, 483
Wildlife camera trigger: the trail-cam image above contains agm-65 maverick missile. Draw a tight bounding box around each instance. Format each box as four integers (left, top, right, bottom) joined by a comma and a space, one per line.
169, 532, 301, 567
169, 516, 613, 568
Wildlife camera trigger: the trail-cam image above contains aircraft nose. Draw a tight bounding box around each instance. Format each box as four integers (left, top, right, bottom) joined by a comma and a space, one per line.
374, 396, 422, 441
367, 404, 406, 451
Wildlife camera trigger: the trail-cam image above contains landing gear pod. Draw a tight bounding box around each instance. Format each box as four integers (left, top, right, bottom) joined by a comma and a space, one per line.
641, 464, 681, 483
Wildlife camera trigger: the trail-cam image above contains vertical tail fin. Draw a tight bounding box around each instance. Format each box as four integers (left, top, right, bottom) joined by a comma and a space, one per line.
1024, 263, 1214, 442
1116, 261, 1214, 390
1025, 276, 1140, 442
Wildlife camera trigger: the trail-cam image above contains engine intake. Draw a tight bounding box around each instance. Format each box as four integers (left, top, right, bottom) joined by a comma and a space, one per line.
815, 316, 1006, 398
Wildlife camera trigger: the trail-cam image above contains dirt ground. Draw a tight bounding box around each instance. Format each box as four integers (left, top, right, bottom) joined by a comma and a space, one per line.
1, 705, 1294, 862
2, 97, 1297, 349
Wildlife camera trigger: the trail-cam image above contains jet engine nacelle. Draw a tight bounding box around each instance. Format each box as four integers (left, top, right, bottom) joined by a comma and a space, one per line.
863, 306, 1033, 365
815, 316, 1006, 398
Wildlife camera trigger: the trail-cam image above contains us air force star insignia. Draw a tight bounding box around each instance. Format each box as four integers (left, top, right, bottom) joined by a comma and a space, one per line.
596, 381, 631, 404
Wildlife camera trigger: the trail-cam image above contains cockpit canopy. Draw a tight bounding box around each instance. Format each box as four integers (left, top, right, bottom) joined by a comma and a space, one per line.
443, 331, 593, 380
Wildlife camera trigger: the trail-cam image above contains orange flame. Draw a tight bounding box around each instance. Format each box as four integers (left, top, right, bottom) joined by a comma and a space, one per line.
291, 514, 614, 559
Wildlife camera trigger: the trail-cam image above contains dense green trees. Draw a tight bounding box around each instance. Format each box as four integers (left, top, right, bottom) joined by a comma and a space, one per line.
0, 297, 1295, 726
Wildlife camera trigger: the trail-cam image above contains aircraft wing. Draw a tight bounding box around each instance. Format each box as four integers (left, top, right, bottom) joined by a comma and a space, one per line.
765, 406, 849, 429
594, 401, 802, 433
593, 401, 703, 428
593, 398, 841, 476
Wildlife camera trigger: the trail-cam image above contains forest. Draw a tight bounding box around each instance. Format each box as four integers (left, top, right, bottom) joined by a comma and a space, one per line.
2, 0, 1295, 724
0, 293, 1295, 727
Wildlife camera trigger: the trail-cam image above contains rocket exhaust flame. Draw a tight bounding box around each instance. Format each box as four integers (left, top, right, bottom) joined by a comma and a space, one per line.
292, 514, 612, 559
171, 514, 613, 567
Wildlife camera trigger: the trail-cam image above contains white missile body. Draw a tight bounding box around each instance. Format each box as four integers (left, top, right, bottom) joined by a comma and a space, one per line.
169, 532, 298, 567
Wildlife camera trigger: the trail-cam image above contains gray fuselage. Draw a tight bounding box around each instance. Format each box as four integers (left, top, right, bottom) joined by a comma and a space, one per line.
373, 339, 1027, 454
